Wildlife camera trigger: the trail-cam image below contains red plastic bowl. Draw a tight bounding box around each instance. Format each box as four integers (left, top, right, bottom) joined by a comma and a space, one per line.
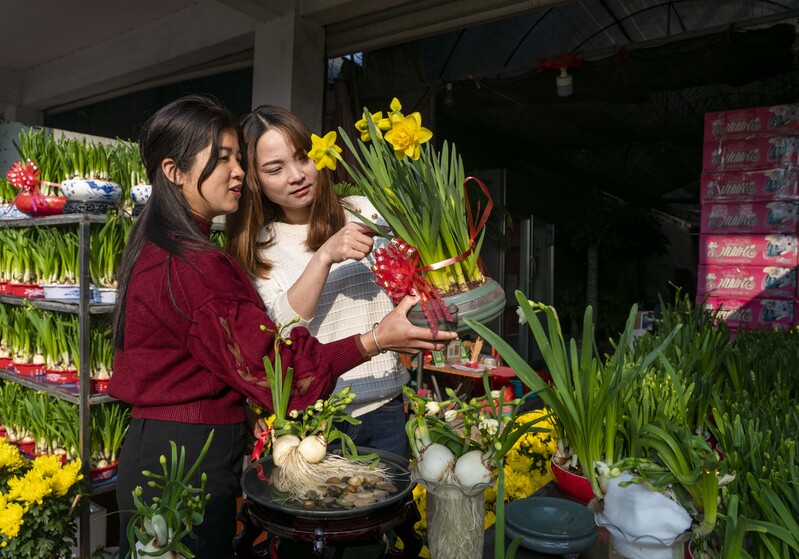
91, 378, 110, 393
90, 461, 119, 483
13, 362, 46, 376
550, 457, 596, 504
45, 370, 79, 384
14, 440, 35, 455
0, 357, 12, 369
7, 283, 45, 298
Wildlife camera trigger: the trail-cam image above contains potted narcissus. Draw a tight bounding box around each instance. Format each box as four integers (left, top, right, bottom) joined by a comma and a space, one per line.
307, 98, 503, 334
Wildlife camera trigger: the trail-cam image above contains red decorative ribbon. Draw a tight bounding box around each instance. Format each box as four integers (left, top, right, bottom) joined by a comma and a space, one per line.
250, 426, 273, 462
6, 159, 61, 191
463, 176, 493, 274
372, 238, 453, 336
6, 159, 62, 213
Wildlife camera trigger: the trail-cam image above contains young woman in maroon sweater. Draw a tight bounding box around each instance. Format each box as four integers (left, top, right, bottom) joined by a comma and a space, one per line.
109, 95, 454, 559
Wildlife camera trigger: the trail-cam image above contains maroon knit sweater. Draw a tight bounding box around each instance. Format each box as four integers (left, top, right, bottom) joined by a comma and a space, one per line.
109, 227, 367, 424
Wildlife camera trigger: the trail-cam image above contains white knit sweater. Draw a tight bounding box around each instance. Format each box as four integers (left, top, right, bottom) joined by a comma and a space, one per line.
254, 196, 409, 417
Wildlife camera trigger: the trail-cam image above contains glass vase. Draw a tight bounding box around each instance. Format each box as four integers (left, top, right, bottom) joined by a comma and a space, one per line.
411, 465, 492, 559
426, 483, 485, 559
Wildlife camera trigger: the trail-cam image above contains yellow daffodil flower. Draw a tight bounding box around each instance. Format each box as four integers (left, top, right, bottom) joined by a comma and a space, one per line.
384, 112, 433, 160
354, 111, 390, 142
389, 97, 403, 116
307, 131, 342, 171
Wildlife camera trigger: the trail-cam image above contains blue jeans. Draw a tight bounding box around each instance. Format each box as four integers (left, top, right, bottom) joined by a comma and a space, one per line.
334, 394, 408, 458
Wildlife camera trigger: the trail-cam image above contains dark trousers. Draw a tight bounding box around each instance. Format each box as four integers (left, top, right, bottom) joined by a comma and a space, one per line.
116, 419, 246, 559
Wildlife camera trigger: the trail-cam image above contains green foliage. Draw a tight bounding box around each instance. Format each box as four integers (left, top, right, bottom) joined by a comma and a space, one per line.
126, 432, 214, 559
0, 440, 85, 559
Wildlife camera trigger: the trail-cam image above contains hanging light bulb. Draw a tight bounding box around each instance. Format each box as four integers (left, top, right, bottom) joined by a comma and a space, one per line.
444, 82, 455, 107
556, 67, 573, 97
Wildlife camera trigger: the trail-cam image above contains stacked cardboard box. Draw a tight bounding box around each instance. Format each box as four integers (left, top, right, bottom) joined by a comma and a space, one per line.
698, 104, 799, 330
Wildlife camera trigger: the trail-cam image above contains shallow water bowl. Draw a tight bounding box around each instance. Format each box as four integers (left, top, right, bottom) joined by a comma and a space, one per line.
504, 496, 598, 556
92, 288, 117, 304
43, 284, 81, 301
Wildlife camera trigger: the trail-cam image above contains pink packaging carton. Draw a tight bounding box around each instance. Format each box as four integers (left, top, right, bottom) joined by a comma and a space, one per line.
697, 264, 797, 300
699, 234, 799, 267
702, 137, 799, 172
700, 201, 799, 234
700, 168, 799, 202
702, 296, 794, 331
704, 104, 799, 141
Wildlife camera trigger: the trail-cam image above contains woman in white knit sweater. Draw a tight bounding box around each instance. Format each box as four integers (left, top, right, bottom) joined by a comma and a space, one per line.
226, 106, 410, 456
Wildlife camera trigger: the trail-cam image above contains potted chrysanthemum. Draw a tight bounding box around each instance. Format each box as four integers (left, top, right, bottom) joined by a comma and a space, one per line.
307, 98, 504, 333
0, 437, 84, 558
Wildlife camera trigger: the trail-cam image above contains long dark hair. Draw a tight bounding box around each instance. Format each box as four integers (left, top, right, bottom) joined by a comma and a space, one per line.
112, 95, 240, 348
226, 105, 345, 279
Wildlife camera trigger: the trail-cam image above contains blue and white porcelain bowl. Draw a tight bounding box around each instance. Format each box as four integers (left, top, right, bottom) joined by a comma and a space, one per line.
60, 179, 122, 202
130, 184, 152, 205
0, 204, 29, 220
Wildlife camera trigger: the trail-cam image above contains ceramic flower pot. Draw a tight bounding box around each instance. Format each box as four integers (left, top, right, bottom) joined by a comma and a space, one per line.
14, 193, 67, 217
0, 203, 29, 220
550, 457, 595, 504
92, 287, 117, 304
406, 277, 505, 334
130, 184, 152, 205
60, 179, 122, 202
504, 496, 598, 555
590, 473, 693, 559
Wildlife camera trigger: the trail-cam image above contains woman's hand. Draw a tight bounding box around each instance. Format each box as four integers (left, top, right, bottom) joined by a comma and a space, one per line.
361, 295, 458, 356
318, 222, 376, 265
286, 222, 377, 320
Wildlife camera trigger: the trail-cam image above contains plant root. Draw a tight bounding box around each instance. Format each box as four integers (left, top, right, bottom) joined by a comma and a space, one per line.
273, 450, 391, 499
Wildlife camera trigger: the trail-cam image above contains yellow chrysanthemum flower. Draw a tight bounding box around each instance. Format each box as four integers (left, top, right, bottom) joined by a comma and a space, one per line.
307, 131, 342, 171
50, 460, 82, 497
0, 439, 25, 471
30, 455, 62, 478
0, 495, 26, 540
384, 113, 433, 161
7, 473, 51, 505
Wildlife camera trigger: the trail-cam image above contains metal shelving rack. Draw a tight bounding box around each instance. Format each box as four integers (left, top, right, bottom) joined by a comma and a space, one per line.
0, 213, 115, 558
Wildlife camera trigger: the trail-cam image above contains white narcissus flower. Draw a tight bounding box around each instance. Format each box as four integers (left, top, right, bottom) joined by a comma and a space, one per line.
425, 401, 441, 415
479, 417, 499, 435
444, 410, 457, 423
314, 400, 324, 411
490, 390, 501, 399
289, 410, 299, 418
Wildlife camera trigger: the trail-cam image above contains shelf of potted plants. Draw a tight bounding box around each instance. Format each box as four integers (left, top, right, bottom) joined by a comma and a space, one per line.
0, 126, 139, 558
